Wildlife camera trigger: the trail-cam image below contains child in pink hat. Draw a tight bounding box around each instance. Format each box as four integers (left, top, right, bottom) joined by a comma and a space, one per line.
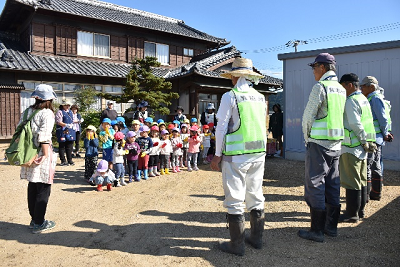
187, 125, 202, 171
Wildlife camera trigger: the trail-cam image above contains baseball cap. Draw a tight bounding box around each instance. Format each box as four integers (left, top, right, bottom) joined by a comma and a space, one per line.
339, 73, 359, 83
102, 118, 111, 124
139, 125, 150, 132
132, 120, 140, 125
126, 131, 136, 138
114, 132, 125, 140
308, 53, 336, 66
172, 127, 180, 132
107, 101, 114, 105
360, 76, 379, 86
97, 160, 108, 172
161, 129, 169, 135
190, 118, 197, 123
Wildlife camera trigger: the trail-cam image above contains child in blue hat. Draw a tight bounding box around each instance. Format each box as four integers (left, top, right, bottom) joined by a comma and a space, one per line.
99, 118, 115, 170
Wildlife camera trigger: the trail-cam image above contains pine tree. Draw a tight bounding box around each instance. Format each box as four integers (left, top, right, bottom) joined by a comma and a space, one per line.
102, 57, 179, 115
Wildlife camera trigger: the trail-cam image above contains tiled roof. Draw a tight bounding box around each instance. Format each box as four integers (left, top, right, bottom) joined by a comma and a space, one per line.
0, 34, 283, 88
12, 0, 228, 45
161, 46, 283, 87
0, 35, 131, 77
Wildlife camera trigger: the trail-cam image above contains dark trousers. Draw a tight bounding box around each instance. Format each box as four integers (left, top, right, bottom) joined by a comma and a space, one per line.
85, 156, 98, 180
160, 154, 169, 169
59, 140, 74, 163
149, 155, 159, 167
74, 131, 81, 153
367, 144, 382, 199
304, 142, 341, 210
127, 160, 138, 178
28, 182, 51, 225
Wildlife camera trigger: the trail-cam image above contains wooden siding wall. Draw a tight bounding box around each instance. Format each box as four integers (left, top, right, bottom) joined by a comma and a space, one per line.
30, 22, 205, 67
0, 90, 21, 139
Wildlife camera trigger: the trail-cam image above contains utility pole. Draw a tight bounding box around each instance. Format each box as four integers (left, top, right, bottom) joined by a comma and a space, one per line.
285, 40, 308, 52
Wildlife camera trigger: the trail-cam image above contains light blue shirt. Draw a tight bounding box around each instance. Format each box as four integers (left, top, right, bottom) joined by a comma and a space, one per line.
367, 91, 388, 146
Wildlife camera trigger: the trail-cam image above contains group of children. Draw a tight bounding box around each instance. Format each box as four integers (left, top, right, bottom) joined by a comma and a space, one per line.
83, 114, 215, 192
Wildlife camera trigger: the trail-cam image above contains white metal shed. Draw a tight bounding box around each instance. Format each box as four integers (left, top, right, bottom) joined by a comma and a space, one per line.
278, 40, 400, 170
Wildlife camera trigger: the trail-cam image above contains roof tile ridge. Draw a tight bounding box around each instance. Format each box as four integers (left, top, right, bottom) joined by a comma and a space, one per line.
71, 0, 183, 24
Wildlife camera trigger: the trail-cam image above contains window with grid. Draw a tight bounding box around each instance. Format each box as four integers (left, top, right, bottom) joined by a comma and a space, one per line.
77, 31, 110, 57
144, 42, 169, 65
184, 48, 194, 57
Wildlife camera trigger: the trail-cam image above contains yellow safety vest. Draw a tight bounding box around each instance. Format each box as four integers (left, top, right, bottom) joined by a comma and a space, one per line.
223, 87, 266, 156
310, 80, 346, 140
343, 93, 376, 147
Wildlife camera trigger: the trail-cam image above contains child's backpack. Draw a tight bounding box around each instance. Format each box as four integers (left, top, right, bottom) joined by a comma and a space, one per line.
6, 108, 40, 166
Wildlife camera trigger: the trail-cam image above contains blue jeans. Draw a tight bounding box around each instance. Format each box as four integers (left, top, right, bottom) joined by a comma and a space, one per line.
95, 175, 113, 185
114, 163, 125, 178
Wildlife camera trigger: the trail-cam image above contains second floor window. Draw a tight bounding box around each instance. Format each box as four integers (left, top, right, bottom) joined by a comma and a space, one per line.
184, 48, 194, 56
144, 42, 169, 65
77, 31, 110, 57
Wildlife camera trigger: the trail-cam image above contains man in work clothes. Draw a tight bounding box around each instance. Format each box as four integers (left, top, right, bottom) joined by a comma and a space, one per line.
338, 73, 376, 223
360, 76, 393, 201
211, 57, 266, 256
298, 53, 346, 242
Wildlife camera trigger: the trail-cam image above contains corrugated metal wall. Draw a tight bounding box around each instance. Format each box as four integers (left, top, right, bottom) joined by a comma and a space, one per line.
282, 47, 400, 169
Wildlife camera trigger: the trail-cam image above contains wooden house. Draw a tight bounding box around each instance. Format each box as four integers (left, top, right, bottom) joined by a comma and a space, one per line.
0, 0, 282, 139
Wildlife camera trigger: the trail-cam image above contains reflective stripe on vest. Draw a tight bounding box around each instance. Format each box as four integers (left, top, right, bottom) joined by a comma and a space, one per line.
310, 80, 346, 140
223, 87, 266, 156
367, 93, 391, 133
343, 93, 376, 147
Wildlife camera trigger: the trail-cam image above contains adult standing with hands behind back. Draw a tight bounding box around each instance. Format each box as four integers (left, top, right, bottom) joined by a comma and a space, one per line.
211, 57, 267, 256
20, 84, 57, 234
55, 99, 76, 166
298, 53, 346, 243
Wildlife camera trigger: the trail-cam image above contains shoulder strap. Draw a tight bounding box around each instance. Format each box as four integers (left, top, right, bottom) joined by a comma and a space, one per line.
23, 109, 40, 123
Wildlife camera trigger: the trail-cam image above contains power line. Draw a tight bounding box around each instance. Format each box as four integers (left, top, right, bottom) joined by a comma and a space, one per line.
240, 22, 400, 54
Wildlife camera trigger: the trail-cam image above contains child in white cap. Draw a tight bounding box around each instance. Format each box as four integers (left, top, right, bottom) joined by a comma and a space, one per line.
83, 125, 99, 181
89, 160, 116, 192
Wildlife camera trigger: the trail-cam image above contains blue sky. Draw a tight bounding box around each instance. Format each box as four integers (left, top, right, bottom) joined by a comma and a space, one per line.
1, 0, 399, 79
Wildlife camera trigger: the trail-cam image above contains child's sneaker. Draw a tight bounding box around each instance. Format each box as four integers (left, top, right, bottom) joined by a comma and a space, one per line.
187, 167, 192, 172
32, 220, 56, 234
193, 166, 199, 171
128, 176, 133, 183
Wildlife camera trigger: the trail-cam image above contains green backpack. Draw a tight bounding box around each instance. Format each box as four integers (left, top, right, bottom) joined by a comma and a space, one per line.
6, 109, 40, 166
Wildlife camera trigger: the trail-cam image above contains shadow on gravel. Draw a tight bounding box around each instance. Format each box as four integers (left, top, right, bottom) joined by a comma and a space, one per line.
0, 197, 399, 266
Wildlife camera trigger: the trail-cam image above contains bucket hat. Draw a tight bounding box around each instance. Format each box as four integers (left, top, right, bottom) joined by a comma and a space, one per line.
61, 98, 71, 106
206, 103, 215, 110
86, 125, 97, 132
31, 84, 58, 101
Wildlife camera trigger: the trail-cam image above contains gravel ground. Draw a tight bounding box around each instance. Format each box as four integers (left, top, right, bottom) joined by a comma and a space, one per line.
0, 151, 399, 266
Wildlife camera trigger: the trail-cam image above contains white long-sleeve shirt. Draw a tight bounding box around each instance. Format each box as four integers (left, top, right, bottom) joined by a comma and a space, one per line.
215, 77, 266, 163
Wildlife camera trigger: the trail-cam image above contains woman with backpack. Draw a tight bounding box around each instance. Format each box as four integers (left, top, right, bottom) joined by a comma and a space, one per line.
20, 84, 58, 234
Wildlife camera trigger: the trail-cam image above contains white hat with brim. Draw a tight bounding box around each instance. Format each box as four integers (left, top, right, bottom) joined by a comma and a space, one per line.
30, 84, 57, 101
61, 98, 71, 106
86, 125, 97, 132
220, 58, 264, 83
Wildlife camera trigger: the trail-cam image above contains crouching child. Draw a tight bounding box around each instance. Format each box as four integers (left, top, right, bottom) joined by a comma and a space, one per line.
89, 160, 116, 192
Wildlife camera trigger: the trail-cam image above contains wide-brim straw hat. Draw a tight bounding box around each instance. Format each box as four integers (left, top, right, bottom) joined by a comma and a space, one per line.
220, 58, 264, 81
